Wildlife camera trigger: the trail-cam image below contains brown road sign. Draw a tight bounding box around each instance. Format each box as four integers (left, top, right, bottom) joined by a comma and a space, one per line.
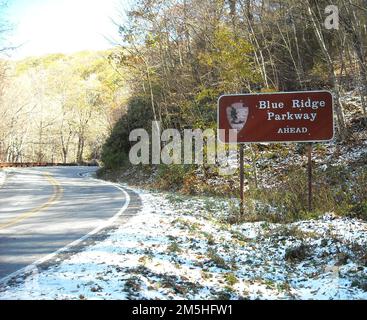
218, 91, 334, 143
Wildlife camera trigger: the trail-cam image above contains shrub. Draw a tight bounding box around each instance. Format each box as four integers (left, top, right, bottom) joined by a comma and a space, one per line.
101, 96, 153, 169
167, 241, 182, 254
207, 248, 228, 269
224, 272, 238, 286
244, 165, 367, 222
156, 164, 196, 191
285, 244, 311, 262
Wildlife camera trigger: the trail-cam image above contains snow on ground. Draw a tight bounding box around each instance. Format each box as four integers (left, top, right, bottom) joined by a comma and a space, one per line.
0, 185, 366, 300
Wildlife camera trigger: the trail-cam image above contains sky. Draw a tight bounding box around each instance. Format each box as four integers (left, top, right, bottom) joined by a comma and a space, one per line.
1, 0, 129, 59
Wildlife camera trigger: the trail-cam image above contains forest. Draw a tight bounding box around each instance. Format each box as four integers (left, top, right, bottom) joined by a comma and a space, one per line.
0, 0, 367, 301
101, 0, 366, 162
0, 0, 366, 216
0, 50, 125, 163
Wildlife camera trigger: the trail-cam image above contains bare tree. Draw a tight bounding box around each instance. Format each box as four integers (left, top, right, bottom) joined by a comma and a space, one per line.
306, 0, 348, 138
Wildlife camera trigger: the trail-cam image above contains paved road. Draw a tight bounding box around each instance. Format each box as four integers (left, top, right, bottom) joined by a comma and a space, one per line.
0, 166, 129, 281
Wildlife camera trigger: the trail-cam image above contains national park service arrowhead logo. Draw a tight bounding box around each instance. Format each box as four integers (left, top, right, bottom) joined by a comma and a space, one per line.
226, 101, 249, 131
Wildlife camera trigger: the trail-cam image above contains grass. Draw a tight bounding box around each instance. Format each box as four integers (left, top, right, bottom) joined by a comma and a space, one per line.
138, 255, 153, 266
268, 225, 320, 240
224, 272, 238, 286
235, 165, 367, 223
99, 128, 367, 221
201, 270, 212, 280
351, 278, 367, 292
264, 279, 276, 289
103, 159, 367, 228
284, 243, 312, 262
202, 232, 216, 246
167, 241, 182, 254
207, 248, 228, 269
276, 281, 292, 293
215, 290, 232, 300
230, 230, 250, 244
124, 276, 142, 296
173, 218, 201, 233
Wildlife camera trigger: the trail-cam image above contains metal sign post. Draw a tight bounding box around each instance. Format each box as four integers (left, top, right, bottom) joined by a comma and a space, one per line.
239, 144, 244, 215
218, 90, 334, 216
307, 142, 313, 212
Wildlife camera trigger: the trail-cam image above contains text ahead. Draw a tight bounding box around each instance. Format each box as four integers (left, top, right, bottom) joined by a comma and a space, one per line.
218, 91, 334, 143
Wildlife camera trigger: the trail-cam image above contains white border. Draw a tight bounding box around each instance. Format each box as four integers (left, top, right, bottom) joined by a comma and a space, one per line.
217, 90, 335, 144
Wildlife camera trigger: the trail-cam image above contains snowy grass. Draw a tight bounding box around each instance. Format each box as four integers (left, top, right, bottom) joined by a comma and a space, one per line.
0, 185, 366, 300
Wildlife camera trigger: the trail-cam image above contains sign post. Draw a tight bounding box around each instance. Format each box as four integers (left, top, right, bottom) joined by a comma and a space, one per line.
307, 143, 313, 212
239, 144, 244, 215
218, 91, 334, 214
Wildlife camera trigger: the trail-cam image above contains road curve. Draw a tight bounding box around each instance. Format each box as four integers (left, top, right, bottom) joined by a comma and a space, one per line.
0, 166, 139, 282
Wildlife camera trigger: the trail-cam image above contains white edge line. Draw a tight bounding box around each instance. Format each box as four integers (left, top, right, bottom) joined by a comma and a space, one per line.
0, 169, 7, 188
0, 173, 131, 287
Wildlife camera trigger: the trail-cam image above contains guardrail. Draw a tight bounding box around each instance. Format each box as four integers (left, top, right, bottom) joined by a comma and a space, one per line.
0, 162, 97, 168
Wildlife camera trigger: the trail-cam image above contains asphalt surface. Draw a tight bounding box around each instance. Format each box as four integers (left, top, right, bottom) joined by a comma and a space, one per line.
0, 166, 129, 281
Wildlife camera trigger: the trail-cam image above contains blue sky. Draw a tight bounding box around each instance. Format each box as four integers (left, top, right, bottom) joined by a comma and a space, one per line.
2, 0, 129, 59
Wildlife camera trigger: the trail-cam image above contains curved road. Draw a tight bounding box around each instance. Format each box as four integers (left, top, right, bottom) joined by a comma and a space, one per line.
0, 166, 134, 282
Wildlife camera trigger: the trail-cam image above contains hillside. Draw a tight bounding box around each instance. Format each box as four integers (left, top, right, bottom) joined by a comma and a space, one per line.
0, 50, 126, 164
0, 0, 366, 303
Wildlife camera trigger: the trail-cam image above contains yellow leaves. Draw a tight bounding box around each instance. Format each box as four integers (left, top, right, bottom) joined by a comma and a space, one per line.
145, 33, 160, 48
15, 54, 67, 75
195, 87, 218, 104
199, 53, 214, 67
199, 25, 260, 91
260, 87, 278, 93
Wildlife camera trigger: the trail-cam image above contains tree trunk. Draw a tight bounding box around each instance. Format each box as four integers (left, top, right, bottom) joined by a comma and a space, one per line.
306, 1, 348, 139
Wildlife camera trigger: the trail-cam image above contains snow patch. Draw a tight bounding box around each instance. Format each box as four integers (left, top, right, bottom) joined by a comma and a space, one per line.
0, 187, 366, 300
